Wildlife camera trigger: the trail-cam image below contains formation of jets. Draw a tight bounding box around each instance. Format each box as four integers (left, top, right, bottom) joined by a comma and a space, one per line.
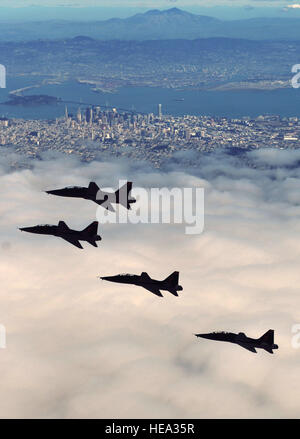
19, 179, 279, 355
20, 181, 134, 247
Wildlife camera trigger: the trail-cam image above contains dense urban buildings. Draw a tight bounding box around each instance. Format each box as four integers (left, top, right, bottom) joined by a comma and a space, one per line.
1, 106, 299, 168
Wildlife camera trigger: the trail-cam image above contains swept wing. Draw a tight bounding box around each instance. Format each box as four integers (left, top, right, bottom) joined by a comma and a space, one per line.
143, 286, 163, 297
237, 343, 257, 353
62, 237, 83, 249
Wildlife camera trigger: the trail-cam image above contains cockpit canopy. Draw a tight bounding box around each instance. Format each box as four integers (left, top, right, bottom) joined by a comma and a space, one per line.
212, 331, 230, 335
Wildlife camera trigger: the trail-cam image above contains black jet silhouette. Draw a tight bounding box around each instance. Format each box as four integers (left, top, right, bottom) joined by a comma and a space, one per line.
195, 329, 278, 354
46, 181, 136, 212
100, 271, 183, 297
19, 221, 101, 249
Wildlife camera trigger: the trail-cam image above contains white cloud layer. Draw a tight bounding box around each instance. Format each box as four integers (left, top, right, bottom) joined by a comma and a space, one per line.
286, 4, 300, 8
1, 149, 300, 418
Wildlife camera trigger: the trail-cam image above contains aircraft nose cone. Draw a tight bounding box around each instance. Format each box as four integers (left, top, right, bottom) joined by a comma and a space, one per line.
19, 227, 32, 232
19, 226, 43, 234
46, 189, 61, 195
194, 333, 211, 340
100, 276, 116, 282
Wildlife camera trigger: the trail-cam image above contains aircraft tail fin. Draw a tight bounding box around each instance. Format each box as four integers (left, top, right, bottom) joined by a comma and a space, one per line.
164, 271, 179, 286
115, 181, 135, 208
88, 181, 99, 194
82, 221, 98, 236
141, 272, 151, 280
58, 221, 69, 231
259, 329, 274, 345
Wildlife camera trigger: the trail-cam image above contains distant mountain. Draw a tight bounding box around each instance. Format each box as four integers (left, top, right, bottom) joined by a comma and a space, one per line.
1, 8, 300, 41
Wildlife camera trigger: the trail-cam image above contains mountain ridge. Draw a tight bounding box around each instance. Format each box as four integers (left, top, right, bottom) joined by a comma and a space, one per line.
1, 8, 300, 41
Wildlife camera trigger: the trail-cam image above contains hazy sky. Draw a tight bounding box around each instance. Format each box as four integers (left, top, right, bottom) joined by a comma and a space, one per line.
0, 0, 295, 8
0, 1, 299, 22
1, 148, 300, 418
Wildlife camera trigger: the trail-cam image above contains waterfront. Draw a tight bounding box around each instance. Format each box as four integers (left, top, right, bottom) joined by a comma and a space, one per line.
0, 77, 300, 120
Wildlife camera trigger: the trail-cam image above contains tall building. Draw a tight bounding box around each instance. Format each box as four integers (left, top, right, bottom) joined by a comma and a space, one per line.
77, 107, 82, 124
65, 106, 69, 121
158, 104, 162, 119
85, 107, 93, 124
95, 106, 101, 117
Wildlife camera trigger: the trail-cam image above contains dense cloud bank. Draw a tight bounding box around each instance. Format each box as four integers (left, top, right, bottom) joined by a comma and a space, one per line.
1, 149, 300, 418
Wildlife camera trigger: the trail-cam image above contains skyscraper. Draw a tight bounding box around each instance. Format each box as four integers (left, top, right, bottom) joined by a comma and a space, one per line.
85, 107, 93, 123
77, 107, 82, 124
94, 106, 101, 118
158, 104, 162, 119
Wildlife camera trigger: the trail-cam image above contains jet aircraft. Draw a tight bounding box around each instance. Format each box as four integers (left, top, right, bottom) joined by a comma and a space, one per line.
46, 181, 136, 212
195, 329, 278, 354
19, 221, 101, 249
100, 271, 183, 297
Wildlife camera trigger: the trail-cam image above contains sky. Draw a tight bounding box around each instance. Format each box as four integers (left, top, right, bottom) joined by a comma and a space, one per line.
0, 0, 298, 9
1, 148, 300, 418
0, 1, 299, 21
